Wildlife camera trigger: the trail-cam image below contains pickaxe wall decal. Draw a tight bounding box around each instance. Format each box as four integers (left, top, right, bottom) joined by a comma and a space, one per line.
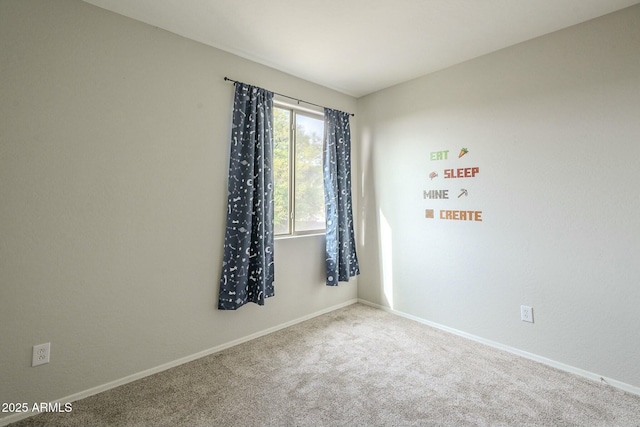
458, 189, 468, 198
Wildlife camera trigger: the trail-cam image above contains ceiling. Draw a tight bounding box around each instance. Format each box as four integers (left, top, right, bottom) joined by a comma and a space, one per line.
82, 0, 640, 97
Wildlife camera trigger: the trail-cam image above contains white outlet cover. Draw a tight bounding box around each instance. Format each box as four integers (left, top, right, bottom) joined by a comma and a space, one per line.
521, 305, 534, 323
32, 342, 51, 366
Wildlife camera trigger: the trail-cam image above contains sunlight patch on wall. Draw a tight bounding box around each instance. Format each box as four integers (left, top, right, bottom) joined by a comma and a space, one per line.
379, 210, 394, 309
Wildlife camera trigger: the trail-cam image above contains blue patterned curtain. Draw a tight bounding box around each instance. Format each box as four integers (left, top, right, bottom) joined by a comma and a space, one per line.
219, 83, 275, 310
323, 108, 360, 286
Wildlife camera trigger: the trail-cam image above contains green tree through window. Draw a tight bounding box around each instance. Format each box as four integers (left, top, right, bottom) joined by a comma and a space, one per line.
273, 105, 325, 235
273, 107, 290, 234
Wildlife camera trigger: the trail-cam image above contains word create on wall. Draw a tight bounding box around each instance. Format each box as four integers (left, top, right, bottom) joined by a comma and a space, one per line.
424, 147, 483, 222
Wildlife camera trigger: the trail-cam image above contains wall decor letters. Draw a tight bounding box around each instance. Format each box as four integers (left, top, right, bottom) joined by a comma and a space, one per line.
443, 167, 479, 178
423, 147, 482, 223
430, 150, 450, 160
424, 190, 449, 199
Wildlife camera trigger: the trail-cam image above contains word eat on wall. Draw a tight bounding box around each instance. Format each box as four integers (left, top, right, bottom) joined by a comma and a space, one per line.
424, 148, 483, 222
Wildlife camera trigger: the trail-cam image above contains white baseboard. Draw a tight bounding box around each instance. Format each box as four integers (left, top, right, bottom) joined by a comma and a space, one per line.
357, 298, 640, 397
0, 299, 358, 427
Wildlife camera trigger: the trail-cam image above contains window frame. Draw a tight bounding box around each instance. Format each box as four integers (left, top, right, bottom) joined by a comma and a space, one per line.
273, 99, 326, 238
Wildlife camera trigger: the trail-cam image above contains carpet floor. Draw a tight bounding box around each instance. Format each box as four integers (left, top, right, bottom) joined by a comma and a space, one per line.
10, 303, 640, 426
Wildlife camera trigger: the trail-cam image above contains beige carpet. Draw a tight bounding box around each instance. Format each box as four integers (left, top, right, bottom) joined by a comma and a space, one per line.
11, 303, 640, 426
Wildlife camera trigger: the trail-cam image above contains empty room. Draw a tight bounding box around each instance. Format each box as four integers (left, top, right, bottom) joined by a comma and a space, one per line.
1, 0, 639, 426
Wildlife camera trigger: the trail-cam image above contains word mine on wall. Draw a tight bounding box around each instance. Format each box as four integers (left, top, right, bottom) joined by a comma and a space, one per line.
424, 148, 483, 222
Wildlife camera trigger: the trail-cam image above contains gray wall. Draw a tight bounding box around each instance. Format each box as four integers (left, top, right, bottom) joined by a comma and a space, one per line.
357, 5, 640, 389
0, 0, 357, 416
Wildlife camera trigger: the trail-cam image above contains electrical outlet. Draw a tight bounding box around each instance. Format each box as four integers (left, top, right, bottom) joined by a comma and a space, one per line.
520, 305, 534, 323
32, 342, 50, 367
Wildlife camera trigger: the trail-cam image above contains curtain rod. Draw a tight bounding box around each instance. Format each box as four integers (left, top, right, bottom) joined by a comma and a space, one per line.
224, 77, 354, 117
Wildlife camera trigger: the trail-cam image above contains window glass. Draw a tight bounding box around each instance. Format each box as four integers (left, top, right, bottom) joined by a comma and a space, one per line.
273, 107, 291, 235
294, 114, 325, 232
273, 105, 325, 235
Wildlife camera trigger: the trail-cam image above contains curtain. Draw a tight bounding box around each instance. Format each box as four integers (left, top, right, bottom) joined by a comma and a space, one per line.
218, 83, 275, 310
323, 108, 360, 286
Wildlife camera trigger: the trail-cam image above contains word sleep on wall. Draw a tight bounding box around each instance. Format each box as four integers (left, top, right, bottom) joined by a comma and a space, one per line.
424, 148, 483, 222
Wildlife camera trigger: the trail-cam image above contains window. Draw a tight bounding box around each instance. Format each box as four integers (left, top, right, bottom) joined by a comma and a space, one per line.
273, 103, 325, 235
